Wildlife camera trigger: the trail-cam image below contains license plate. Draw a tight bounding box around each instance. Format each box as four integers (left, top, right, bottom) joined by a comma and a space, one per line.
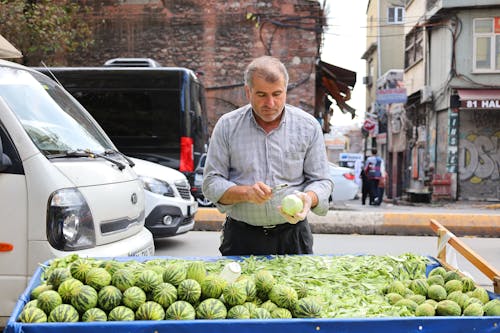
129, 245, 154, 257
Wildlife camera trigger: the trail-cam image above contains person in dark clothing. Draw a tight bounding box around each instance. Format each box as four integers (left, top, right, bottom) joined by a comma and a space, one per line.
360, 167, 369, 205
364, 148, 385, 205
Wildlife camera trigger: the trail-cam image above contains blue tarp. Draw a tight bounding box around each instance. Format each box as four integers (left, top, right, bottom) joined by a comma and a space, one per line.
4, 255, 500, 333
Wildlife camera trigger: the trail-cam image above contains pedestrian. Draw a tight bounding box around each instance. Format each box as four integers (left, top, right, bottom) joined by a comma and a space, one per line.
364, 148, 385, 205
202, 56, 333, 256
360, 165, 369, 205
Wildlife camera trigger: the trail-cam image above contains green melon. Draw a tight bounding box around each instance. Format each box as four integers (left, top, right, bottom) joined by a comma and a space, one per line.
223, 282, 248, 307
243, 302, 258, 313
463, 302, 484, 316
135, 301, 165, 320
269, 284, 298, 310
415, 302, 435, 316
484, 299, 500, 316
196, 298, 227, 319
135, 270, 162, 294
427, 284, 447, 301
436, 300, 462, 316
471, 287, 490, 304
18, 306, 47, 323
385, 293, 404, 305
409, 279, 429, 296
165, 300, 196, 320
186, 261, 207, 284
444, 279, 463, 294
30, 284, 53, 300
428, 266, 446, 278
294, 297, 323, 318
424, 299, 438, 308
71, 285, 98, 314
152, 282, 177, 308
111, 268, 136, 292
386, 281, 406, 296
254, 270, 275, 297
240, 278, 257, 302
57, 278, 84, 303
82, 307, 107, 322
427, 275, 445, 287
48, 304, 79, 322
463, 297, 483, 309
250, 307, 272, 319
122, 286, 147, 311
99, 260, 124, 276
46, 268, 72, 290
108, 305, 135, 321
408, 294, 426, 305
444, 270, 461, 283
85, 267, 112, 291
395, 298, 418, 312
461, 277, 476, 293
162, 263, 187, 286
227, 305, 251, 319
294, 282, 309, 299
24, 300, 38, 309
37, 290, 62, 315
70, 259, 93, 282
446, 290, 469, 309
201, 274, 226, 300
98, 285, 123, 312
260, 300, 278, 313
271, 307, 293, 319
177, 279, 202, 305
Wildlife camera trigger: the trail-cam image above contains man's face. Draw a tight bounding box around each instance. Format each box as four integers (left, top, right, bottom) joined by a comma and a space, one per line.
245, 74, 287, 123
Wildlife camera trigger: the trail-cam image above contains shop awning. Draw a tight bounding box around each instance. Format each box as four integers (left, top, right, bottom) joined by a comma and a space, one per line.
457, 89, 500, 109
0, 35, 22, 59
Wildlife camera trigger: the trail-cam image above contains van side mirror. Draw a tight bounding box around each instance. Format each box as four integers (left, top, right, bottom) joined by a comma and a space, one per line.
0, 136, 13, 172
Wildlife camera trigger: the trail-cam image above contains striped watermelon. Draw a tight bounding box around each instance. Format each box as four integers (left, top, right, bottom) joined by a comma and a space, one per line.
164, 301, 196, 320
135, 301, 165, 320
108, 305, 135, 321
58, 278, 84, 303
240, 278, 257, 302
18, 306, 47, 323
135, 270, 162, 293
70, 259, 93, 282
294, 297, 323, 318
30, 284, 53, 300
37, 290, 62, 315
99, 260, 124, 276
23, 300, 38, 309
48, 304, 79, 322
196, 298, 227, 319
271, 307, 293, 319
243, 302, 258, 313
98, 285, 123, 312
223, 282, 247, 307
177, 279, 202, 305
250, 308, 271, 319
47, 268, 72, 289
111, 269, 136, 292
269, 284, 298, 310
254, 270, 275, 299
152, 282, 177, 308
82, 307, 107, 322
186, 261, 207, 284
227, 305, 250, 319
428, 266, 446, 278
260, 300, 278, 313
201, 274, 226, 300
409, 279, 429, 297
122, 286, 147, 311
461, 277, 476, 293
85, 267, 112, 291
294, 281, 309, 299
71, 285, 98, 314
162, 263, 187, 286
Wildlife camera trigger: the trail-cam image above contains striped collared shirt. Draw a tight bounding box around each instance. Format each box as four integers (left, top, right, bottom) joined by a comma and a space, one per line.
202, 104, 333, 226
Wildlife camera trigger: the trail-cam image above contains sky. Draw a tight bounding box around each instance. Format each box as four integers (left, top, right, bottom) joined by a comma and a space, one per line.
320, 0, 368, 128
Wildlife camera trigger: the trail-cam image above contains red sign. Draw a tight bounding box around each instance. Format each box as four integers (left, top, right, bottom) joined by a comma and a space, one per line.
495, 17, 500, 33
363, 119, 376, 131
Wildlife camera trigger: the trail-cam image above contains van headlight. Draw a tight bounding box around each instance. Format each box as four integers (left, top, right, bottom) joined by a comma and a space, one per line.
47, 188, 96, 251
139, 176, 175, 196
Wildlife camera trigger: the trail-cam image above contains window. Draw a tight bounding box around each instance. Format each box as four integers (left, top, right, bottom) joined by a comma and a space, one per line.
405, 27, 423, 68
388, 7, 404, 24
473, 18, 500, 71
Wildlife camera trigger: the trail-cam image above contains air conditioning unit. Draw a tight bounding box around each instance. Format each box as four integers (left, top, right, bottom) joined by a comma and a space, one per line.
362, 76, 372, 85
420, 85, 433, 103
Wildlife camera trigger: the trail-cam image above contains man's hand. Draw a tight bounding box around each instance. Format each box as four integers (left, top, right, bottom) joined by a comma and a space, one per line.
278, 191, 312, 224
245, 181, 273, 204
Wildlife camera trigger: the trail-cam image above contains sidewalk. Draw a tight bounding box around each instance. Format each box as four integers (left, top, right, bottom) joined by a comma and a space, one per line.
194, 199, 500, 237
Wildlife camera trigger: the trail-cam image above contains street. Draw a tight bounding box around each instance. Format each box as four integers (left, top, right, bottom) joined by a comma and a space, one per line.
155, 231, 500, 292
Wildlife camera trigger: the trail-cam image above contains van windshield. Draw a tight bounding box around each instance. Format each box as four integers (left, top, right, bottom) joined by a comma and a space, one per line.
0, 66, 114, 155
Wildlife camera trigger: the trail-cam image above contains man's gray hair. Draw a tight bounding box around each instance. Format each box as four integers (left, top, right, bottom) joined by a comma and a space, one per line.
244, 56, 289, 89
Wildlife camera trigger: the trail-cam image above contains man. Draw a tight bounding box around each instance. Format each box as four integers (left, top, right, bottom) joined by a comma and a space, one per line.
364, 148, 385, 205
202, 56, 333, 256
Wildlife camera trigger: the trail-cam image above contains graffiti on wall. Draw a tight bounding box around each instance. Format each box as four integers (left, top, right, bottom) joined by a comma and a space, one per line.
459, 131, 500, 183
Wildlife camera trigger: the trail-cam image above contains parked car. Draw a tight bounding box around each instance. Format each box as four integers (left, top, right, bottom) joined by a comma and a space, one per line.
191, 153, 214, 207
328, 162, 359, 202
131, 157, 197, 238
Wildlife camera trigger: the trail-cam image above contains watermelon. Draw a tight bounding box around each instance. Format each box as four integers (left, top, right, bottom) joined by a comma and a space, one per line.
395, 298, 418, 312
436, 300, 462, 316
85, 267, 111, 291
98, 285, 123, 312
152, 282, 177, 309
260, 300, 278, 313
386, 281, 406, 296
415, 302, 436, 316
100, 260, 124, 276
409, 279, 429, 296
70, 258, 93, 282
30, 284, 53, 300
461, 277, 476, 293
427, 284, 447, 302
37, 290, 62, 315
444, 270, 461, 283
447, 290, 469, 309
254, 270, 275, 297
196, 298, 227, 319
243, 302, 258, 313
408, 294, 426, 305
111, 269, 136, 292
463, 302, 484, 316
186, 261, 207, 284
46, 268, 72, 289
162, 263, 187, 286
444, 279, 463, 294
227, 305, 251, 319
82, 307, 107, 322
24, 300, 38, 309
18, 307, 47, 323
386, 293, 404, 305
271, 307, 293, 319
58, 278, 84, 303
135, 301, 165, 320
471, 287, 490, 304
294, 281, 309, 299
48, 304, 79, 322
177, 279, 202, 304
294, 297, 323, 318
240, 278, 257, 302
250, 307, 272, 319
135, 270, 162, 293
71, 285, 98, 314
269, 284, 298, 310
108, 305, 135, 321
222, 282, 247, 307
428, 266, 446, 278
122, 286, 147, 311
165, 300, 196, 320
484, 299, 500, 316
201, 274, 226, 300
427, 274, 445, 287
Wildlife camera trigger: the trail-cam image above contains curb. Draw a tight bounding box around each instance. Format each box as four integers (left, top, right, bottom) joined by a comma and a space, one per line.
194, 208, 500, 237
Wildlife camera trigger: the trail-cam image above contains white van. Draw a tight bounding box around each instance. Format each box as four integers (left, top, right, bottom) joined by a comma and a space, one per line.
0, 60, 155, 324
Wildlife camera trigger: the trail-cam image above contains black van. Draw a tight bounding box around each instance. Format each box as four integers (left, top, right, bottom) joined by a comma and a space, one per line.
35, 62, 209, 182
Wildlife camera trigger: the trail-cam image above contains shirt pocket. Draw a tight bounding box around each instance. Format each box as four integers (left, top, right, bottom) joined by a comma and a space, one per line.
282, 150, 305, 179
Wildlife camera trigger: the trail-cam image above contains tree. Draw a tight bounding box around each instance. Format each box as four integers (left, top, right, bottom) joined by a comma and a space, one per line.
0, 0, 93, 65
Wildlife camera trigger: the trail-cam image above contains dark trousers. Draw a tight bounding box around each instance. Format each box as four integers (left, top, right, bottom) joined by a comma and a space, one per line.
361, 177, 369, 205
367, 178, 380, 205
219, 217, 313, 256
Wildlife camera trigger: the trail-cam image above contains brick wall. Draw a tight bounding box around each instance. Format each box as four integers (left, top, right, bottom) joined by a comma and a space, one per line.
63, 0, 323, 133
